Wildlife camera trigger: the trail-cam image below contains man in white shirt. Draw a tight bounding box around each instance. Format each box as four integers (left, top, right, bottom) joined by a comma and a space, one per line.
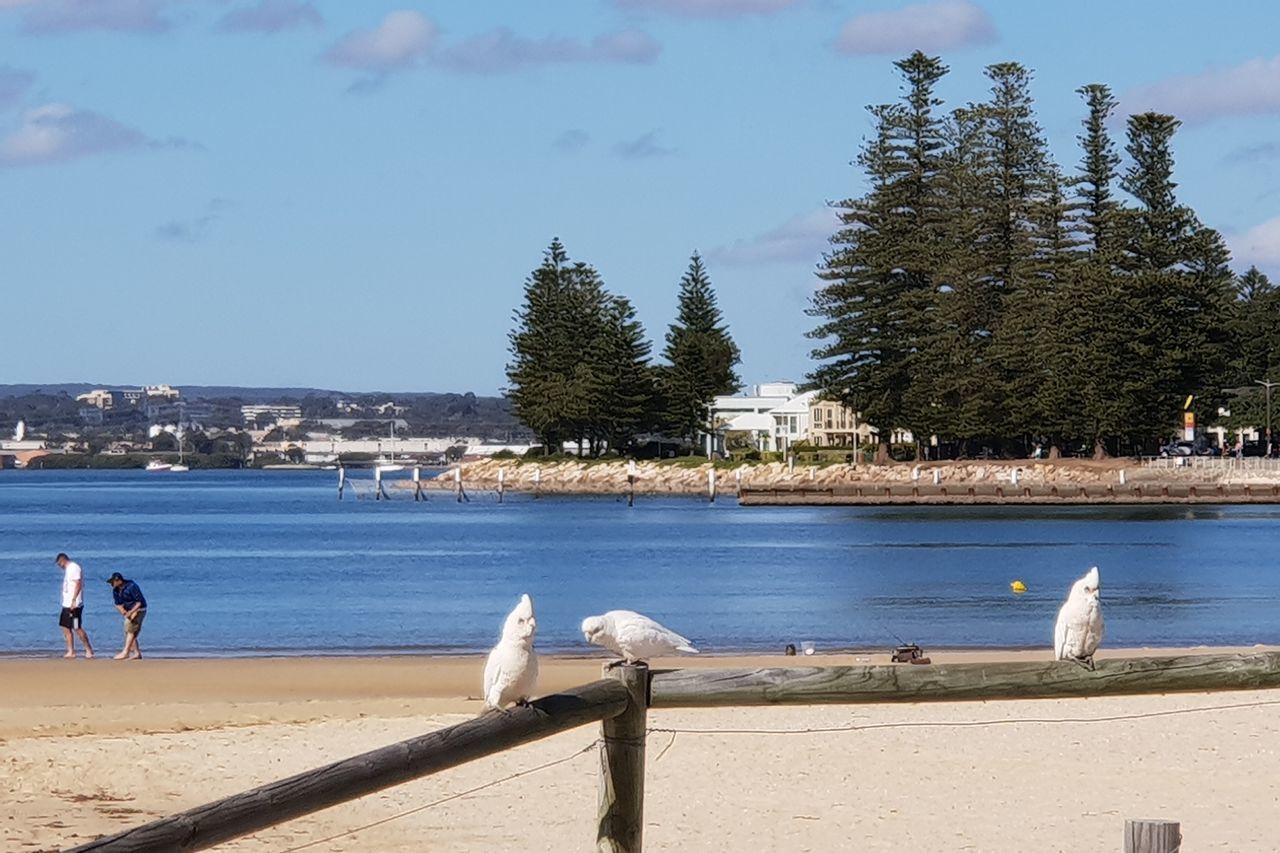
56, 552, 94, 659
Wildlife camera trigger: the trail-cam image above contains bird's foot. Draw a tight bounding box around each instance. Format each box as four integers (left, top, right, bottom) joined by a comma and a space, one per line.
605, 659, 626, 671
1071, 655, 1095, 672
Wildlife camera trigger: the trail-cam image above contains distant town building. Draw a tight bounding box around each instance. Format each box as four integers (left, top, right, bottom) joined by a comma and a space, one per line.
76, 384, 181, 410
76, 389, 115, 409
241, 404, 303, 428
146, 400, 213, 427
808, 399, 912, 447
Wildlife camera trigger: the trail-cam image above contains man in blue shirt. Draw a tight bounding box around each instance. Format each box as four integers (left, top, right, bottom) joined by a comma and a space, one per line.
107, 572, 147, 660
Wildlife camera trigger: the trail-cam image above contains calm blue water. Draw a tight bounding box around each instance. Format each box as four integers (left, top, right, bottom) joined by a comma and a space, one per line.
1, 470, 1278, 657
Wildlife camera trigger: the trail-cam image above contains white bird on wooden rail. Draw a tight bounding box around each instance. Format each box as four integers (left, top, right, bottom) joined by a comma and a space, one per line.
581, 610, 699, 666
1053, 566, 1104, 670
482, 593, 539, 710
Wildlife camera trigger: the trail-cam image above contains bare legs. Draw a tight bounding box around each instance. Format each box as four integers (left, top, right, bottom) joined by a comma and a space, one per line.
63, 626, 94, 658
115, 624, 142, 660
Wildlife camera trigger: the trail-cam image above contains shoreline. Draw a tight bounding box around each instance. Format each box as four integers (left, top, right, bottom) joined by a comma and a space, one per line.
1, 642, 1271, 662
406, 457, 1280, 502
5, 645, 1275, 740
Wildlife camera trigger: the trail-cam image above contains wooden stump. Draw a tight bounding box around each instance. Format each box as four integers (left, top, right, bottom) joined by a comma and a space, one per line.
597, 663, 648, 853
1124, 818, 1181, 853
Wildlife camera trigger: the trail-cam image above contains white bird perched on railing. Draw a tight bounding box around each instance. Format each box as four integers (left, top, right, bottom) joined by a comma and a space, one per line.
482, 594, 539, 710
1054, 566, 1104, 670
581, 610, 699, 664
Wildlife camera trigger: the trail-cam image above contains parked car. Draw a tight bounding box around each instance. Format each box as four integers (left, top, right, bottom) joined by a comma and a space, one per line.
1158, 440, 1211, 458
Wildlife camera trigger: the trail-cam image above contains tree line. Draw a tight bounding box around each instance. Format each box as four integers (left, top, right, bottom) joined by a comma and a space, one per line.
808, 52, 1280, 460
506, 239, 741, 454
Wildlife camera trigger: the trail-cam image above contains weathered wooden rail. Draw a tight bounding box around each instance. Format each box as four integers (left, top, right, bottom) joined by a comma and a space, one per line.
64, 677, 632, 852
739, 481, 1280, 505
648, 651, 1280, 706
65, 652, 1280, 853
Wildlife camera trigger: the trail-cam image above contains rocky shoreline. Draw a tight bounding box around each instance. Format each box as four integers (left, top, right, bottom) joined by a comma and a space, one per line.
411, 457, 1280, 497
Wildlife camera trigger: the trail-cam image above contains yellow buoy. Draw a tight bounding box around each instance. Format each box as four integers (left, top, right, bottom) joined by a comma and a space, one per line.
1010, 580, 1027, 593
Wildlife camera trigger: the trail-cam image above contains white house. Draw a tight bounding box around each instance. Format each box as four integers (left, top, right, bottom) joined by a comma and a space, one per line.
710, 382, 825, 454
769, 390, 818, 451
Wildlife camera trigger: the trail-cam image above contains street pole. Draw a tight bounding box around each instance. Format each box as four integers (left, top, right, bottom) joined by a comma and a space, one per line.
1257, 379, 1277, 456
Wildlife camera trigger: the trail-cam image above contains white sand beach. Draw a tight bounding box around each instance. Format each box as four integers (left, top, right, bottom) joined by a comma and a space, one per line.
4, 651, 1279, 851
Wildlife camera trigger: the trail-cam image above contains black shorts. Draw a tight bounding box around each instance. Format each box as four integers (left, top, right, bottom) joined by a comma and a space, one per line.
59, 607, 84, 630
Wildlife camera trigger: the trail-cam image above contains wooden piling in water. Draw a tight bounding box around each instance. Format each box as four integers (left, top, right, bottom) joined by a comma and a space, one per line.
336, 466, 346, 500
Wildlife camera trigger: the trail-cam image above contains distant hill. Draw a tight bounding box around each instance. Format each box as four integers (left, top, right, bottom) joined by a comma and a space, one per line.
0, 385, 531, 440
0, 384, 440, 402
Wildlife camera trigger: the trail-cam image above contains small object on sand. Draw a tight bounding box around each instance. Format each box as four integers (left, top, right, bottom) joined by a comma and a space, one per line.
784, 643, 797, 656
1010, 580, 1027, 593
800, 641, 815, 656
891, 643, 927, 663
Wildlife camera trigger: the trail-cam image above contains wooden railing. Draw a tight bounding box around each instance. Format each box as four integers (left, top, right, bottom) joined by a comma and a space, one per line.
64, 652, 1280, 853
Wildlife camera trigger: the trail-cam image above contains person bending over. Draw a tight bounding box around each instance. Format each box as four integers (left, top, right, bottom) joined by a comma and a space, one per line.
108, 572, 147, 660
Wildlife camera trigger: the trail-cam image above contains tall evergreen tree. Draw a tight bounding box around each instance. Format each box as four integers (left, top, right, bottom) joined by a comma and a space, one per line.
1074, 84, 1122, 259
507, 240, 655, 455
506, 239, 580, 451
661, 252, 741, 443
810, 51, 948, 461
592, 296, 656, 453
1229, 266, 1280, 436
967, 63, 1049, 448
1061, 83, 1127, 455
1118, 113, 1235, 448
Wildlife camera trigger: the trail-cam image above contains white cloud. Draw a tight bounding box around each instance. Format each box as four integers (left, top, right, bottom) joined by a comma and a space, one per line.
1229, 215, 1280, 272
216, 0, 322, 35
323, 10, 437, 73
834, 0, 996, 56
615, 0, 798, 16
1122, 56, 1280, 127
437, 28, 659, 74
710, 207, 839, 267
0, 103, 148, 167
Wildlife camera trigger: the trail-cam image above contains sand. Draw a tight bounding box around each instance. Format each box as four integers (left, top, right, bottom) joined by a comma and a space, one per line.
5, 650, 1280, 851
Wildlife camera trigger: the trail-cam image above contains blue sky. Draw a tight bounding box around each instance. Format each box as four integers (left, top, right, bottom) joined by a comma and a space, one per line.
2, 0, 1278, 394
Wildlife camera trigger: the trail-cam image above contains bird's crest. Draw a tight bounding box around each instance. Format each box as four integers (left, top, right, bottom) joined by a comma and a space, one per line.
501, 593, 536, 642
1072, 566, 1101, 598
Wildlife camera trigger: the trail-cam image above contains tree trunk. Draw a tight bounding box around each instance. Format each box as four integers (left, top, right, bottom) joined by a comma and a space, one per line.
875, 441, 891, 464
1092, 437, 1109, 460
1048, 444, 1061, 459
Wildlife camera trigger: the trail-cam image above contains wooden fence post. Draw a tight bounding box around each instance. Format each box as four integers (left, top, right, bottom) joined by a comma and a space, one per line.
1124, 818, 1180, 853
597, 662, 648, 853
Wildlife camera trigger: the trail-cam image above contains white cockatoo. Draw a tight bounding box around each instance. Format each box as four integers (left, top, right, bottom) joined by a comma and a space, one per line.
482, 594, 539, 710
1053, 566, 1104, 670
581, 610, 698, 664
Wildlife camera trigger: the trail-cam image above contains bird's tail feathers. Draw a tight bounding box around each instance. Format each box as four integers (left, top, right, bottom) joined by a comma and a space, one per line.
677, 643, 699, 654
